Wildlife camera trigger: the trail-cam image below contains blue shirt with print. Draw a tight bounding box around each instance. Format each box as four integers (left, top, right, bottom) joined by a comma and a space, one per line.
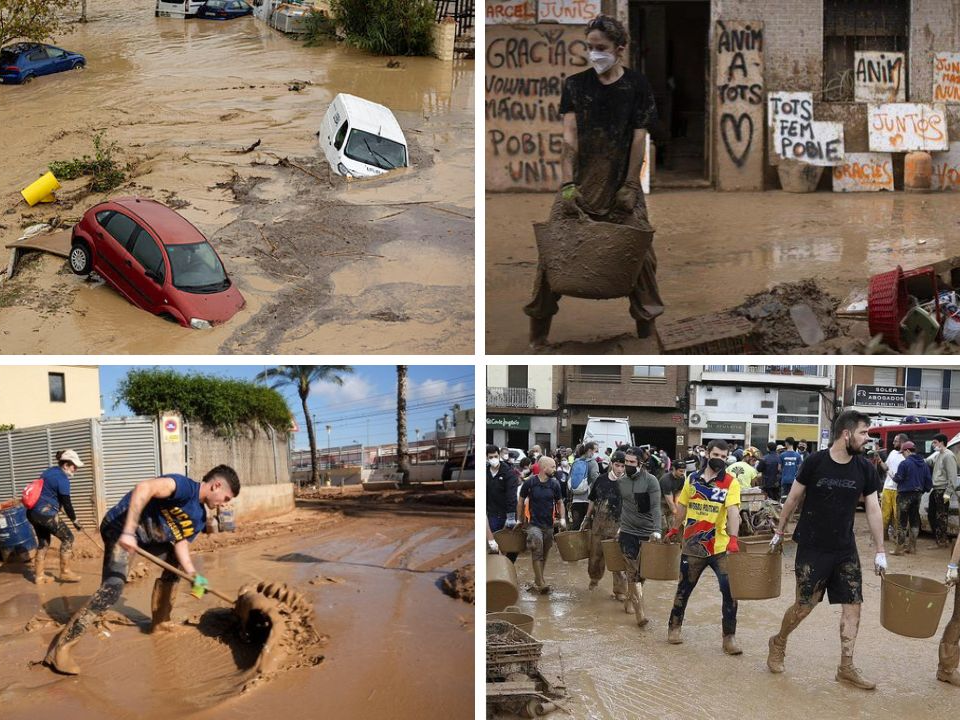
780, 450, 803, 485
103, 474, 206, 544
34, 466, 71, 517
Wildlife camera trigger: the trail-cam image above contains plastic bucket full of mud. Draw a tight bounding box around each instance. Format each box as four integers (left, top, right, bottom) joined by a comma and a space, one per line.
554, 530, 589, 562
601, 539, 628, 572
487, 553, 519, 612
487, 606, 534, 635
727, 546, 783, 600
493, 527, 526, 554
639, 541, 681, 581
533, 217, 652, 299
880, 573, 949, 638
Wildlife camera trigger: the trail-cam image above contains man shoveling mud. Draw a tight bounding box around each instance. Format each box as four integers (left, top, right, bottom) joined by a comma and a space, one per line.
524, 14, 663, 347
44, 465, 240, 675
766, 411, 885, 690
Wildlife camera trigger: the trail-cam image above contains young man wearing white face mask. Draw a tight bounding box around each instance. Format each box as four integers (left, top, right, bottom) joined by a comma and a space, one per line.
486, 445, 520, 560
525, 14, 662, 347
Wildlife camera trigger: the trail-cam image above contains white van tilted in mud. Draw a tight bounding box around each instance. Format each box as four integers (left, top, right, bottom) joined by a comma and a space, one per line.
319, 93, 409, 178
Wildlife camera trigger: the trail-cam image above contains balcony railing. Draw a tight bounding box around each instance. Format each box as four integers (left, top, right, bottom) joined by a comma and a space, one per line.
704, 365, 827, 377
846, 385, 960, 411
487, 386, 537, 408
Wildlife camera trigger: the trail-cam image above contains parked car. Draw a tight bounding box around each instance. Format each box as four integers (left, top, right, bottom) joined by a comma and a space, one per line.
0, 43, 85, 84
197, 0, 252, 19
318, 93, 409, 178
69, 197, 245, 328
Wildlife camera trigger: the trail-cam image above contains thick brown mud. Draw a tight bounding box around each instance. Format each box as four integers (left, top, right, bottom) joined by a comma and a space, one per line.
0, 505, 473, 719
0, 0, 474, 354
486, 190, 960, 354
495, 514, 960, 718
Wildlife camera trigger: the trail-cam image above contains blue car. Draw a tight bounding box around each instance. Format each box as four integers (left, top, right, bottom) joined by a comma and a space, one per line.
0, 43, 85, 84
196, 0, 252, 19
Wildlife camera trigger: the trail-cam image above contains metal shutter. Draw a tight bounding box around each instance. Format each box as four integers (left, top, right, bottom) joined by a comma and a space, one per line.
100, 417, 159, 511
47, 420, 98, 526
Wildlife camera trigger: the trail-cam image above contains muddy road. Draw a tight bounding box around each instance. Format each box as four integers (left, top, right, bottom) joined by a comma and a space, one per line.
0, 0, 474, 354
485, 191, 959, 354
0, 503, 474, 719
496, 515, 959, 719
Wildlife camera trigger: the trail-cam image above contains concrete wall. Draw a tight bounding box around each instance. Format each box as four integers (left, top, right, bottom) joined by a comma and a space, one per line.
433, 17, 457, 61
187, 425, 289, 488
228, 483, 294, 521
0, 366, 100, 429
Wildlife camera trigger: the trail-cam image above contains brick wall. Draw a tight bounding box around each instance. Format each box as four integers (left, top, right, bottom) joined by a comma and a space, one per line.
562, 366, 685, 408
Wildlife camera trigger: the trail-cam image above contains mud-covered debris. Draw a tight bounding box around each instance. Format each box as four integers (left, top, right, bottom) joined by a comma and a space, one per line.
370, 309, 408, 322
733, 279, 841, 353
790, 304, 826, 345
441, 564, 474, 604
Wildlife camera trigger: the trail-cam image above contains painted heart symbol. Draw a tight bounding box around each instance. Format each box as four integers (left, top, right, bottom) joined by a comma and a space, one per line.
720, 113, 754, 168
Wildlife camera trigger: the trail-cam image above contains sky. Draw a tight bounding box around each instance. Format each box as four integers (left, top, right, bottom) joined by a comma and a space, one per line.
98, 365, 474, 451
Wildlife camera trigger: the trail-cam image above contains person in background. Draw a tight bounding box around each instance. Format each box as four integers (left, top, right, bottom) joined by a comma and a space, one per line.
486, 445, 521, 563
569, 443, 599, 530
659, 464, 685, 532
893, 441, 932, 555
882, 433, 908, 543
727, 447, 760, 490
928, 433, 957, 549
779, 437, 803, 499
758, 442, 782, 502
27, 449, 85, 585
865, 446, 887, 490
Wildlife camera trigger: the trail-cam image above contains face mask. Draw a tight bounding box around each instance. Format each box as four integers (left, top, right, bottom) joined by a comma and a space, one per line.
585, 453, 594, 460
522, 469, 531, 477
561, 462, 570, 471
589, 50, 617, 74
707, 457, 726, 473
487, 458, 500, 468
624, 465, 638, 477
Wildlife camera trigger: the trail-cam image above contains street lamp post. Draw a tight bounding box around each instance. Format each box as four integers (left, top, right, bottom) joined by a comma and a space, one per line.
325, 424, 332, 483
415, 428, 421, 464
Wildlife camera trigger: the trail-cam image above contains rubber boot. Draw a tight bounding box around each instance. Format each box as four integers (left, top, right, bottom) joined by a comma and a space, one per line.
723, 634, 743, 656
767, 634, 787, 673
633, 582, 648, 627
150, 578, 178, 633
908, 529, 918, 554
667, 624, 682, 644
33, 548, 53, 585
535, 561, 550, 594
530, 559, 546, 593
938, 641, 960, 686
59, 550, 80, 583
836, 663, 876, 690
528, 317, 552, 349
44, 606, 96, 675
636, 318, 655, 340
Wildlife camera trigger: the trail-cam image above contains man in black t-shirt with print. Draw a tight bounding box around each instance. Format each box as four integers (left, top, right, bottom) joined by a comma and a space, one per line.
518, 457, 564, 594
766, 410, 886, 690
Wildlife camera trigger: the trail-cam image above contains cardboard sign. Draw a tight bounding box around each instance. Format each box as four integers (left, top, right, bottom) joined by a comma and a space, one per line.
854, 51, 905, 103
768, 91, 844, 166
485, 0, 536, 24
868, 103, 949, 152
933, 53, 960, 103
932, 143, 960, 191
832, 152, 894, 192
537, 0, 600, 24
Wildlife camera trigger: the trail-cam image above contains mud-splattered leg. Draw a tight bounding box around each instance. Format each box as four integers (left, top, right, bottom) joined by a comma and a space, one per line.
939, 583, 960, 685
839, 603, 861, 667
668, 555, 707, 640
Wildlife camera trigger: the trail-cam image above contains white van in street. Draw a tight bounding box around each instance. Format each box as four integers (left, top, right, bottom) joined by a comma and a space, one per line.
155, 0, 205, 16
318, 93, 409, 178
583, 417, 633, 453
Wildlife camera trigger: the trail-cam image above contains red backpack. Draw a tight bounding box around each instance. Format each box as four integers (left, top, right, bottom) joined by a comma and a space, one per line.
21, 478, 43, 510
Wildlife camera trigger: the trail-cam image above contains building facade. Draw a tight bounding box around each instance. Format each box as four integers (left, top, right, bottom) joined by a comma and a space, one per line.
838, 364, 960, 421
0, 366, 100, 429
688, 364, 835, 450
486, 365, 559, 452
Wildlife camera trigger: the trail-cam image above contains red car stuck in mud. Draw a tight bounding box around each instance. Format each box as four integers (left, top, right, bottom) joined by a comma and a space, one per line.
69, 197, 244, 328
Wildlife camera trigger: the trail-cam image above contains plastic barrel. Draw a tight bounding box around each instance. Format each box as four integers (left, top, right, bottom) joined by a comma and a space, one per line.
220, 506, 236, 532
905, 151, 933, 192
639, 541, 681, 581
880, 573, 948, 638
727, 547, 782, 600
0, 504, 38, 554
486, 607, 534, 635
487, 553, 519, 612
493, 527, 526, 554
601, 539, 628, 572
20, 171, 61, 207
554, 530, 590, 562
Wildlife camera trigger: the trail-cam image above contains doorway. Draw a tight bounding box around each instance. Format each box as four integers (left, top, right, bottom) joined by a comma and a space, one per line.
630, 0, 711, 187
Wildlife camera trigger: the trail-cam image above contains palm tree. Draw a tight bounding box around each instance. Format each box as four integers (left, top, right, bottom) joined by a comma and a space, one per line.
256, 365, 353, 487
397, 365, 410, 485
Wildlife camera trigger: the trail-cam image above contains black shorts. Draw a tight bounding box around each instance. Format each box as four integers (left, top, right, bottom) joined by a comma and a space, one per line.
794, 543, 863, 606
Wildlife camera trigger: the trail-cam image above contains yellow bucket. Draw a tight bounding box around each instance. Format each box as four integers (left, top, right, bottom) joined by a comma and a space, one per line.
21, 171, 61, 206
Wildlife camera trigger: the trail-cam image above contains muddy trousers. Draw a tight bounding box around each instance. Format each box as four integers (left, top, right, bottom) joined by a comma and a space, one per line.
27, 510, 74, 551
896, 491, 922, 550
928, 489, 950, 546
570, 502, 589, 532
586, 513, 625, 596
939, 583, 960, 678
881, 489, 898, 540
523, 193, 665, 324
669, 553, 737, 637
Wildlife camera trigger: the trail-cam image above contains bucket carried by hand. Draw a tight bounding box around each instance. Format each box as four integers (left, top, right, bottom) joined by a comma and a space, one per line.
533, 216, 653, 299
555, 530, 589, 562
639, 540, 681, 581
727, 542, 783, 600
880, 573, 948, 638
493, 527, 526, 554
601, 539, 628, 572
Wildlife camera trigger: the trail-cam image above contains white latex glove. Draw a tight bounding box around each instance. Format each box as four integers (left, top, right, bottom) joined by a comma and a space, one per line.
488, 539, 499, 554
769, 531, 783, 553
505, 513, 518, 529
650, 532, 662, 542
559, 517, 568, 531
947, 564, 959, 586
874, 552, 887, 575
946, 490, 952, 502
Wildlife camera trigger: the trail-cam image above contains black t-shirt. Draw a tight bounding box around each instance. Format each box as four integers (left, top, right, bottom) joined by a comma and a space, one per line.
519, 476, 562, 528
559, 67, 657, 214
588, 472, 622, 519
793, 450, 881, 552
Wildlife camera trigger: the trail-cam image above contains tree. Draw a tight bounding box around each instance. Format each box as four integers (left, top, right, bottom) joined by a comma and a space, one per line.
256, 365, 353, 488
397, 365, 410, 485
0, 0, 79, 48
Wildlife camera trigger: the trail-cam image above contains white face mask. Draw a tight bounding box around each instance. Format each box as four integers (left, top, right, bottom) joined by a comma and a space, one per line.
488, 457, 500, 468
588, 50, 617, 75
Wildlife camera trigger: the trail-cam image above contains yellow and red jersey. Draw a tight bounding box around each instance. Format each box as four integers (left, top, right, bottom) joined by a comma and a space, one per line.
677, 471, 741, 557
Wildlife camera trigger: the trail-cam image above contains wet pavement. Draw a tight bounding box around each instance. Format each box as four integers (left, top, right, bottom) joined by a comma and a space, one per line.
496, 515, 960, 719
0, 503, 474, 719
0, 0, 474, 353
485, 191, 960, 354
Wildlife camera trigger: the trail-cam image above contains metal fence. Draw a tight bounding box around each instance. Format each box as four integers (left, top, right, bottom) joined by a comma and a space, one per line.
435, 0, 474, 37
487, 386, 537, 408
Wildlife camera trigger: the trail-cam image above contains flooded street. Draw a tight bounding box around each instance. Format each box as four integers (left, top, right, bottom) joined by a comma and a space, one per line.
485, 191, 959, 354
0, 499, 474, 719
0, 0, 474, 353
498, 515, 960, 719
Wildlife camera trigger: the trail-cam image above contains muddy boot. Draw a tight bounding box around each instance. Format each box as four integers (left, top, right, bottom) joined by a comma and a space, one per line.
836, 664, 876, 690
891, 544, 905, 556
667, 625, 682, 645
150, 579, 178, 633
528, 317, 552, 349
33, 549, 53, 585
908, 530, 918, 554
636, 318, 655, 340
44, 606, 96, 675
58, 550, 80, 583
588, 579, 598, 590
767, 634, 787, 673
938, 641, 960, 685
723, 634, 743, 656
536, 561, 550, 594
633, 583, 649, 627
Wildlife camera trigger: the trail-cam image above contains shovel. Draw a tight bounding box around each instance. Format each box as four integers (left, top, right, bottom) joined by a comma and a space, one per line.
132, 545, 235, 603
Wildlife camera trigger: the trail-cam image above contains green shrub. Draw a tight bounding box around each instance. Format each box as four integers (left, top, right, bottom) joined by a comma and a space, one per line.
0, 424, 14, 432
302, 7, 336, 46
331, 0, 435, 56
117, 369, 292, 436
49, 132, 127, 193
